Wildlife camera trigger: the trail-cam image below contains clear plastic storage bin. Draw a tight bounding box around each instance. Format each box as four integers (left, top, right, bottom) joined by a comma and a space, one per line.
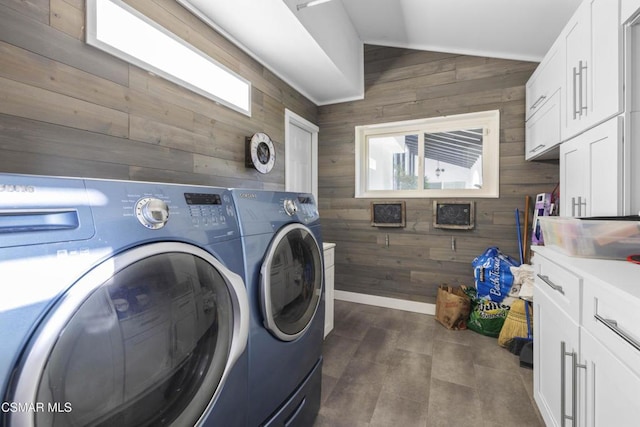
538, 216, 640, 260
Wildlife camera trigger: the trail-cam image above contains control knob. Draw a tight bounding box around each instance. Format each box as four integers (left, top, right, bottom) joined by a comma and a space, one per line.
135, 198, 169, 229
283, 199, 298, 216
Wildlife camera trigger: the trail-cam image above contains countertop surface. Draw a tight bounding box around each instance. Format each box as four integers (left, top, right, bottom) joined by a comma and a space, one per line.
532, 245, 640, 301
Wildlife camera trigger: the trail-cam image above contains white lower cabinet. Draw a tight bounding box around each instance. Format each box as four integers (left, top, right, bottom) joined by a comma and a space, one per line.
323, 242, 335, 338
534, 287, 580, 427
580, 328, 640, 427
533, 247, 640, 427
534, 253, 582, 427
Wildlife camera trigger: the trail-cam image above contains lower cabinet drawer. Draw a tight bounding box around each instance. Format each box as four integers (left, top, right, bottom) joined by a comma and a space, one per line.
533, 252, 582, 323
583, 278, 640, 376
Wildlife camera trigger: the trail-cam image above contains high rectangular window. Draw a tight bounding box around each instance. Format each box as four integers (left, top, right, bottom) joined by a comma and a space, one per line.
86, 0, 251, 116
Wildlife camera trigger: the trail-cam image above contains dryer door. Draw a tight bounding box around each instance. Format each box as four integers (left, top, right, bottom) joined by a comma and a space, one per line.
7, 242, 248, 427
261, 223, 323, 341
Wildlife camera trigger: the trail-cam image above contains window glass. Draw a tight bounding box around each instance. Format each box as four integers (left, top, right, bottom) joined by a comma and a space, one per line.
355, 110, 500, 198
423, 128, 483, 190
367, 134, 419, 190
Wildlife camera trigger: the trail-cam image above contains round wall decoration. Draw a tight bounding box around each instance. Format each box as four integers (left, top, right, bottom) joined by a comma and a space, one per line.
246, 132, 276, 174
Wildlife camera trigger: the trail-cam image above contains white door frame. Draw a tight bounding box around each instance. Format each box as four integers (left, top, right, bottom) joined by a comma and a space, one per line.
285, 108, 319, 201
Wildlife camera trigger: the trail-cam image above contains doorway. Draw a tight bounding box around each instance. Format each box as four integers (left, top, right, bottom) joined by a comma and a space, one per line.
285, 109, 319, 202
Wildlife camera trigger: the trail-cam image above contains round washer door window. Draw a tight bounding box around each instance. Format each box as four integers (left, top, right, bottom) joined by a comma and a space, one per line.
9, 242, 248, 427
261, 223, 323, 341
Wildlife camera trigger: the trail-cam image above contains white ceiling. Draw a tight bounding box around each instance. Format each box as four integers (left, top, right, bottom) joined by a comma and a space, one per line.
178, 0, 582, 106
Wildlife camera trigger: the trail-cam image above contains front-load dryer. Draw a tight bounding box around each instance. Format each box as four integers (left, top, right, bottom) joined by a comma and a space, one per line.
0, 173, 249, 427
231, 190, 324, 427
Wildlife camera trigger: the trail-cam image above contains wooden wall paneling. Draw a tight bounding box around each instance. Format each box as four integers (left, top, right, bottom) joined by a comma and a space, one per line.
0, 114, 193, 173
0, 3, 129, 85
50, 0, 82, 39
1, 0, 49, 24
0, 42, 129, 113
318, 45, 555, 304
0, 76, 129, 137
0, 148, 131, 179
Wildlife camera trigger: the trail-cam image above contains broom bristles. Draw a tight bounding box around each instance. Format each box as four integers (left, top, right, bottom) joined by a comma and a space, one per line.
498, 299, 532, 348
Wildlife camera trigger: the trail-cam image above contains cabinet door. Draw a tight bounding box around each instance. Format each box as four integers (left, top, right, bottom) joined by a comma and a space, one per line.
590, 0, 623, 126
621, 0, 640, 23
534, 286, 581, 427
526, 39, 564, 121
560, 136, 587, 217
580, 329, 640, 427
560, 117, 623, 217
564, 0, 622, 140
564, 1, 591, 139
526, 90, 562, 160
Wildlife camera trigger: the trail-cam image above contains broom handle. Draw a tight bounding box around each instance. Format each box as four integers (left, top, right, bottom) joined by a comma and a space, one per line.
525, 300, 532, 339
523, 196, 531, 264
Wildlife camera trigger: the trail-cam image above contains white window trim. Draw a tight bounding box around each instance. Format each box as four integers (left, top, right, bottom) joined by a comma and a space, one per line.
85, 0, 251, 116
355, 110, 500, 198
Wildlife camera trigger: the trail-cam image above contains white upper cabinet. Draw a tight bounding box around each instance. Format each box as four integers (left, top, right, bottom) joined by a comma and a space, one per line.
560, 116, 624, 217
564, 0, 622, 141
526, 39, 564, 122
525, 0, 623, 161
525, 38, 565, 160
621, 0, 640, 23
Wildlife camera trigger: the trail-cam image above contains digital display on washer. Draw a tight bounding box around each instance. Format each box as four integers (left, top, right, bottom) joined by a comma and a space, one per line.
184, 193, 222, 205
298, 196, 313, 204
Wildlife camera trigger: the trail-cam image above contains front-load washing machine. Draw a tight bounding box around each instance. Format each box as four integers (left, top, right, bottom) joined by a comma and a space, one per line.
231, 190, 324, 427
0, 173, 249, 427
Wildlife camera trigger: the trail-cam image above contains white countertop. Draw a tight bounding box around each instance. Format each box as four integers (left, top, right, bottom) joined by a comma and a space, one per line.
323, 242, 336, 250
532, 245, 640, 301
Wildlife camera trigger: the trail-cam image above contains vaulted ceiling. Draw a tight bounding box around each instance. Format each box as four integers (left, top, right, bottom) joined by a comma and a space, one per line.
178, 0, 582, 105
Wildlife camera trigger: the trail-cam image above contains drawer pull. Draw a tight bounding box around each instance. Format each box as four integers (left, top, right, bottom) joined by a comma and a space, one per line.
529, 144, 546, 154
530, 94, 547, 110
537, 274, 564, 295
594, 313, 640, 352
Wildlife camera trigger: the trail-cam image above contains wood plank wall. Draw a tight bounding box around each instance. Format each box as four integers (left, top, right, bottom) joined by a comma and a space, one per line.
0, 0, 317, 188
317, 45, 559, 304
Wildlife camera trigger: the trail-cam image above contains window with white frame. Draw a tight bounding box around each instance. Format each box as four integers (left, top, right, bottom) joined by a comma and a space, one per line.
355, 110, 500, 198
86, 0, 251, 116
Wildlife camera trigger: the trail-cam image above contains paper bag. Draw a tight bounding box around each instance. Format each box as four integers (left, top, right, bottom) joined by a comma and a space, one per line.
435, 285, 471, 330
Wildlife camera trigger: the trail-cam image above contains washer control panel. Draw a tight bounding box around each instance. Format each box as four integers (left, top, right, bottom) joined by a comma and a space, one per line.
283, 199, 298, 216
279, 195, 318, 223
185, 192, 234, 227
135, 197, 170, 229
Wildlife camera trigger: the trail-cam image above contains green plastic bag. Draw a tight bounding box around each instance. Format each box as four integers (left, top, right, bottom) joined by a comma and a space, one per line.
464, 287, 510, 337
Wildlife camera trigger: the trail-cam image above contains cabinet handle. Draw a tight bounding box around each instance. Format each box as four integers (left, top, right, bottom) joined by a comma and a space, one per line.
537, 273, 565, 295
560, 341, 567, 426
579, 61, 588, 114
571, 196, 586, 217
572, 66, 579, 119
594, 313, 640, 352
530, 143, 546, 154
530, 94, 547, 110
561, 341, 586, 427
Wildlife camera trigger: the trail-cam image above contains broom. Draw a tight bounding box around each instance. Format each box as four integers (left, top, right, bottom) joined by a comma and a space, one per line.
498, 299, 533, 354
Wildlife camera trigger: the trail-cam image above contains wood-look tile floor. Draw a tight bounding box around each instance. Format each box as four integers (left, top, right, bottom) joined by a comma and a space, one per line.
313, 300, 543, 427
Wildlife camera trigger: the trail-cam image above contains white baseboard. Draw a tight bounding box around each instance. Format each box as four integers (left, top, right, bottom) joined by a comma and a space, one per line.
334, 290, 436, 315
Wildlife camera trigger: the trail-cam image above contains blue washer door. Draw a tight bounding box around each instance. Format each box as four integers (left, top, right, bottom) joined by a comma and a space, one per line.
260, 223, 323, 341
7, 242, 248, 427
